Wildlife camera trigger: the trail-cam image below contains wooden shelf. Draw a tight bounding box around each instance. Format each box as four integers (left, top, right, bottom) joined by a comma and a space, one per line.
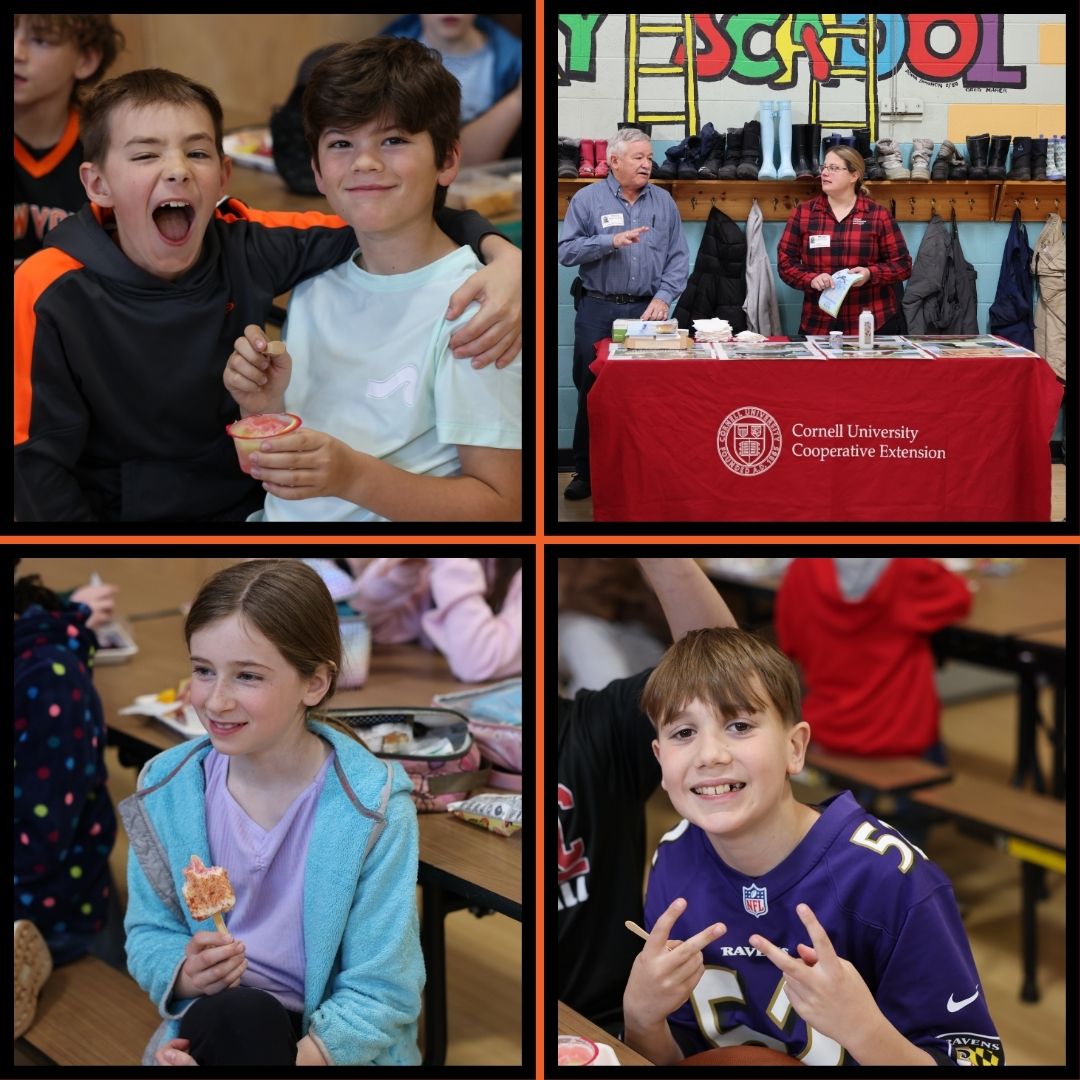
557, 178, 1066, 223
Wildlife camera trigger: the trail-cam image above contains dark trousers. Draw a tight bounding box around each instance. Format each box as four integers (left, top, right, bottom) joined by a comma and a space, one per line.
572, 295, 650, 478
179, 987, 303, 1066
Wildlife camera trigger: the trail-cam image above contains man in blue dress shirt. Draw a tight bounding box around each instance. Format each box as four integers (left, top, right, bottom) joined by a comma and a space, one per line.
558, 129, 689, 501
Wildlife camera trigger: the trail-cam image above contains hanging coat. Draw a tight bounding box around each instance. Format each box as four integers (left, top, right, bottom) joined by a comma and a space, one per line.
742, 199, 781, 335
1031, 213, 1065, 380
902, 209, 978, 334
673, 205, 747, 332
988, 209, 1034, 348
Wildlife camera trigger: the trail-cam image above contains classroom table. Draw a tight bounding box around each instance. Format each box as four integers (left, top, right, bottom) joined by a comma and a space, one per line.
26, 557, 524, 1071
704, 558, 1067, 796
557, 1001, 653, 1066
587, 342, 1063, 521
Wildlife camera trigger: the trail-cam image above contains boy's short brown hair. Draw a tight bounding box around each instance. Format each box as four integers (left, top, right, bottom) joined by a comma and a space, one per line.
301, 36, 461, 213
641, 628, 802, 731
79, 68, 225, 167
14, 15, 126, 99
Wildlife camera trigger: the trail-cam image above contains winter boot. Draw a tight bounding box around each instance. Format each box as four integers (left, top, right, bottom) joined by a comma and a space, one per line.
578, 138, 595, 178
697, 130, 727, 179
557, 136, 580, 178
910, 137, 934, 181
875, 138, 910, 179
657, 135, 689, 179
966, 133, 990, 179
715, 127, 742, 180
776, 101, 796, 179
807, 121, 822, 176
930, 139, 956, 181
1057, 135, 1066, 178
678, 135, 702, 179
948, 144, 968, 181
1006, 136, 1031, 180
757, 102, 778, 179
1029, 137, 1048, 180
593, 139, 609, 178
852, 129, 883, 180
792, 124, 813, 179
986, 135, 1011, 180
1045, 136, 1063, 180
737, 120, 763, 180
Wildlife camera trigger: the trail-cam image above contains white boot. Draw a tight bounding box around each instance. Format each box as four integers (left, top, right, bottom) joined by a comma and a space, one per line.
758, 101, 778, 179
909, 137, 934, 181
776, 102, 796, 179
875, 138, 910, 179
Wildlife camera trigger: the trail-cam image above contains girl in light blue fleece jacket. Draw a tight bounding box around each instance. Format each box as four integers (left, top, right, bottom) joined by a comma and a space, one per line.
118, 559, 423, 1066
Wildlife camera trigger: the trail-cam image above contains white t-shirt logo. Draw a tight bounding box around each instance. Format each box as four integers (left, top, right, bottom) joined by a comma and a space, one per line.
367, 364, 420, 407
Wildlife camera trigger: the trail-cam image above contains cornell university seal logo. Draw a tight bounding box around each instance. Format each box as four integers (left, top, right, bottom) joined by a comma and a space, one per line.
717, 407, 782, 475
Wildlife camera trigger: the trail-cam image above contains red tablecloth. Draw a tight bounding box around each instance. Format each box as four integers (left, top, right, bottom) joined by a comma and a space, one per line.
588, 341, 1063, 522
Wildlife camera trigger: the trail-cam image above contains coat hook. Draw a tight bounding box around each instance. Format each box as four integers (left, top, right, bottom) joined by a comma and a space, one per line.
711, 195, 717, 208
690, 195, 697, 211
908, 196, 916, 216
773, 197, 779, 213
1033, 196, 1040, 211
968, 197, 975, 212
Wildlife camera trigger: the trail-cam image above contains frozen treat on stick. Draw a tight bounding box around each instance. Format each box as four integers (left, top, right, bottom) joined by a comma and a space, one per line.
182, 854, 235, 934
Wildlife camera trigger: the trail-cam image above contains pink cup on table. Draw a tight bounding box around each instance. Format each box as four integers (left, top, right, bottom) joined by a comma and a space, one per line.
558, 1035, 599, 1066
225, 412, 302, 474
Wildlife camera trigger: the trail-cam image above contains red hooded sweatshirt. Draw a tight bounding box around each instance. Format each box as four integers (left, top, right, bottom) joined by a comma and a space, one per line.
775, 558, 972, 755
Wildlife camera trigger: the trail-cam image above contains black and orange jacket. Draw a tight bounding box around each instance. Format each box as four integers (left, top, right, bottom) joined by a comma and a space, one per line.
14, 199, 490, 522
14, 106, 88, 264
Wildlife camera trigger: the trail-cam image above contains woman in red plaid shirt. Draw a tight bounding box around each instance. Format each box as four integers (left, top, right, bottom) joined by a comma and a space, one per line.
778, 146, 912, 336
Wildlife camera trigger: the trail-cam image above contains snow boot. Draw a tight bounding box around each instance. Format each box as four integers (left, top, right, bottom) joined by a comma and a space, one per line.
986, 135, 1011, 180
875, 138, 910, 179
737, 120, 763, 180
910, 137, 934, 181
965, 133, 990, 180
557, 136, 580, 178
593, 139, 609, 178
577, 138, 595, 178
714, 128, 742, 180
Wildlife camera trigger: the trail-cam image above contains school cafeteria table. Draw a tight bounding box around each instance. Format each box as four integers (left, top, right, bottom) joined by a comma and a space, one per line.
587, 341, 1063, 521
93, 626, 520, 1068
557, 1001, 652, 1066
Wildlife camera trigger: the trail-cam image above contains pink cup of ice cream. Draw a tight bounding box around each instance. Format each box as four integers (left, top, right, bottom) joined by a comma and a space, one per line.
557, 1035, 599, 1066
225, 412, 302, 474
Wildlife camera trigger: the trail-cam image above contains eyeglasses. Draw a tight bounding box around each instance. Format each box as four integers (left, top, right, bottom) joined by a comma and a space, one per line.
820, 164, 852, 174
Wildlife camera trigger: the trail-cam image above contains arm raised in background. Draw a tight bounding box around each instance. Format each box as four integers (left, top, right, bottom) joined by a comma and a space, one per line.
636, 559, 736, 642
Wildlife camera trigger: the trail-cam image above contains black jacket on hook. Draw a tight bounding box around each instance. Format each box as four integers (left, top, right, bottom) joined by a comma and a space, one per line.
673, 205, 748, 333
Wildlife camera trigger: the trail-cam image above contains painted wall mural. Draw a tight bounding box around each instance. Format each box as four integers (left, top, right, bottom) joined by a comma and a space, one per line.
556, 14, 1028, 139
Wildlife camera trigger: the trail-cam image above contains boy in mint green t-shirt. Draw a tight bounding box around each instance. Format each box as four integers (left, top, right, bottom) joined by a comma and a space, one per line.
224, 36, 521, 523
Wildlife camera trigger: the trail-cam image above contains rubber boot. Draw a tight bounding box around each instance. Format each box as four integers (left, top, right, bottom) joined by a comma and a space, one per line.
697, 130, 727, 179
1006, 136, 1031, 180
1029, 137, 1047, 180
852, 129, 883, 179
910, 137, 934, 181
791, 124, 813, 179
578, 137, 595, 178
757, 102, 778, 179
931, 139, 957, 181
807, 122, 822, 176
715, 128, 742, 180
875, 138, 910, 179
593, 139, 608, 178
737, 120, 762, 180
557, 136, 580, 178
776, 101, 796, 179
966, 133, 990, 180
986, 135, 1011, 180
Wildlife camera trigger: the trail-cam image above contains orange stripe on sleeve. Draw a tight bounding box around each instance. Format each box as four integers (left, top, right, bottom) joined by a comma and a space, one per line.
14, 249, 84, 444
214, 198, 348, 232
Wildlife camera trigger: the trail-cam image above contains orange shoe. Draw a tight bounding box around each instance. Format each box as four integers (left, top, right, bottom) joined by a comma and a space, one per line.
14, 921, 53, 1039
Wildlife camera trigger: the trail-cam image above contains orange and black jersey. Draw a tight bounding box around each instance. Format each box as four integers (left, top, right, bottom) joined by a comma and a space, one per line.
14, 106, 87, 265
14, 198, 494, 522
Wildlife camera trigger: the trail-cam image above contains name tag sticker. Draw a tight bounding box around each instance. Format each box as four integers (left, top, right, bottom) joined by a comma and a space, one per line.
601, 213, 625, 229
809, 234, 831, 249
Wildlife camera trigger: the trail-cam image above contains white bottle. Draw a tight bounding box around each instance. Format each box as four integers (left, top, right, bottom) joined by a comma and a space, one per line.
859, 309, 874, 349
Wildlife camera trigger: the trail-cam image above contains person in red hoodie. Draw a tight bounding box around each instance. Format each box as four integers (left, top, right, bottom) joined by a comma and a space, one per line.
774, 558, 972, 760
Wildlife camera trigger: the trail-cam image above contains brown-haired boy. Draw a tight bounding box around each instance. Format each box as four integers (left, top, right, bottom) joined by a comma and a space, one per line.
14, 13, 125, 263
14, 65, 521, 522
624, 627, 1002, 1066
224, 38, 520, 522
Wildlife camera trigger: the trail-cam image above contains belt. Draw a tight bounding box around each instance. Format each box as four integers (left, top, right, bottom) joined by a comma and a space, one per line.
585, 290, 653, 305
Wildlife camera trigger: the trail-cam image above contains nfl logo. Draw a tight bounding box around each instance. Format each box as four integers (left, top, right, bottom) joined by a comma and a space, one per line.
743, 884, 768, 918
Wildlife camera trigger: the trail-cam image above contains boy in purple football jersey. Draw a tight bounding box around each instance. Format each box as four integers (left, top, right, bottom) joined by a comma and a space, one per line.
623, 628, 1003, 1066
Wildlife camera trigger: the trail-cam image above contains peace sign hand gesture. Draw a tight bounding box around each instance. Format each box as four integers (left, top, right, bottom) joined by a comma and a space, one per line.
623, 897, 726, 1030
749, 903, 880, 1050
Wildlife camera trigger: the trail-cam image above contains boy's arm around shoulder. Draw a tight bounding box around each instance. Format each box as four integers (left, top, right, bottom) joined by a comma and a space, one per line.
306, 779, 423, 1066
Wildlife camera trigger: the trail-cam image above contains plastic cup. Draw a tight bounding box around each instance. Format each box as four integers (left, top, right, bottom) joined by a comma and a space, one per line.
337, 614, 371, 688
225, 413, 302, 474
558, 1035, 599, 1066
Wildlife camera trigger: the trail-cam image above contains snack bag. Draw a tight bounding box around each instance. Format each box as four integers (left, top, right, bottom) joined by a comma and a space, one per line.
447, 793, 522, 836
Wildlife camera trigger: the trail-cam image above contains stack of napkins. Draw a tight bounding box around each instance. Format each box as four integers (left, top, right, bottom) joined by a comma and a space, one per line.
692, 318, 733, 341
